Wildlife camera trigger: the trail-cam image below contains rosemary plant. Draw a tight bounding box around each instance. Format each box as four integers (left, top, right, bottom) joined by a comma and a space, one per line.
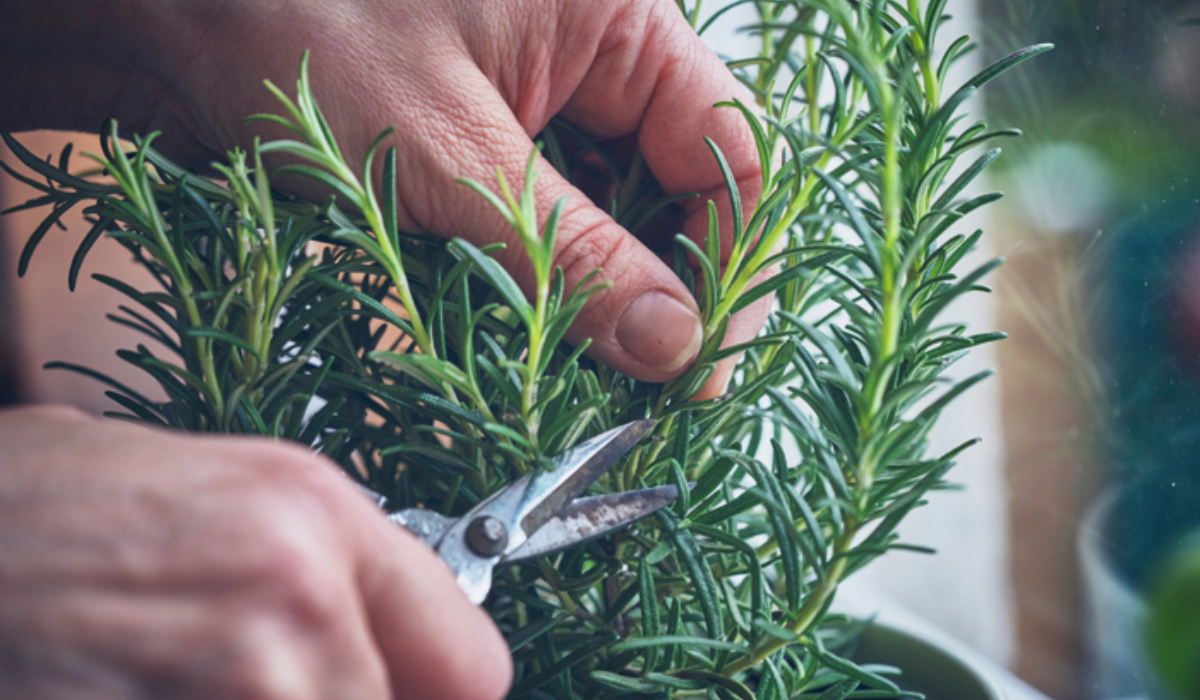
3, 1, 1048, 697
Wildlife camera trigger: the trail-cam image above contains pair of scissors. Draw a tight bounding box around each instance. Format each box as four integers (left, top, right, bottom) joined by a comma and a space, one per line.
371, 419, 678, 604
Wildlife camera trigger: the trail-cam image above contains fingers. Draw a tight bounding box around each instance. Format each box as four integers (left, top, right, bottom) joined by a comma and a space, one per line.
560, 0, 762, 247
207, 439, 512, 700
405, 0, 763, 384
0, 417, 399, 700
117, 435, 402, 700
403, 66, 706, 382
133, 429, 509, 700
281, 446, 512, 700
355, 522, 512, 700
560, 0, 766, 396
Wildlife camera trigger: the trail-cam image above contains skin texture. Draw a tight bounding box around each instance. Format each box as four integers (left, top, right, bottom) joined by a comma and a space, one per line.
3, 0, 767, 390
0, 405, 510, 700
0, 0, 768, 696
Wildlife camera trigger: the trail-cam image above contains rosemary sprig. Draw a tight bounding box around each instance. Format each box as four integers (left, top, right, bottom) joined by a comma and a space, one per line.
253, 52, 435, 358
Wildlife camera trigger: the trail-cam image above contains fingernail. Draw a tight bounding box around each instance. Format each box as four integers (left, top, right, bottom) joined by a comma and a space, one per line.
617, 291, 703, 374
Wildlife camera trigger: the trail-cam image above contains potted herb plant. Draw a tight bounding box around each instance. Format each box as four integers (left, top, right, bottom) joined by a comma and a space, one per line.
2, 1, 1048, 697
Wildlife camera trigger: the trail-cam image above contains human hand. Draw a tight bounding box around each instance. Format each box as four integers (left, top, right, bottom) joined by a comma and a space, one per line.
0, 405, 511, 700
3, 0, 768, 397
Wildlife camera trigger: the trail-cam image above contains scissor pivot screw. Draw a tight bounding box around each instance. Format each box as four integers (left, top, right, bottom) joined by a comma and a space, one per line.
466, 516, 509, 557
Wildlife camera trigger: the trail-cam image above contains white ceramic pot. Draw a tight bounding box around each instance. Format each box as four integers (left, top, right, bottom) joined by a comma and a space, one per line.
853, 621, 1007, 700
1077, 488, 1155, 699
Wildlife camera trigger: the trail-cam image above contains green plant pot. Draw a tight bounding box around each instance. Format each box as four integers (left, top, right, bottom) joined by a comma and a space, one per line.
853, 621, 1007, 700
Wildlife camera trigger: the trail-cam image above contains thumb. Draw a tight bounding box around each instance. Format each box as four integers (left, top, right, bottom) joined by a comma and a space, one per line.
406, 74, 705, 382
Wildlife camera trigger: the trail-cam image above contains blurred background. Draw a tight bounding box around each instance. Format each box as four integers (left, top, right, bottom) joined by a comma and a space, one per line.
4, 2, 1200, 699
980, 1, 1200, 697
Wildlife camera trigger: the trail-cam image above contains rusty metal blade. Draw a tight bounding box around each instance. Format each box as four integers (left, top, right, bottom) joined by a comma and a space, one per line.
501, 485, 678, 564
517, 419, 657, 538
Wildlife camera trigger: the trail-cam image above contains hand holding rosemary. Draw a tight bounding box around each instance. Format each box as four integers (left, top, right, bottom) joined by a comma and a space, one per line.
2, 0, 767, 393
2, 0, 1049, 698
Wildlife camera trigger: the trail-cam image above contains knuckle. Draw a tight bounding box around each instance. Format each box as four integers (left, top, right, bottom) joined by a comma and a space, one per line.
220, 617, 318, 700
216, 445, 354, 637
439, 635, 513, 700
237, 441, 345, 507
458, 663, 513, 700
24, 403, 90, 423
556, 214, 625, 292
594, 0, 649, 54
250, 526, 347, 635
557, 214, 655, 332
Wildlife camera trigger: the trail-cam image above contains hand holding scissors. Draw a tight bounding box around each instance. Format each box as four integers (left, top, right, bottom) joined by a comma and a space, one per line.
372, 420, 676, 604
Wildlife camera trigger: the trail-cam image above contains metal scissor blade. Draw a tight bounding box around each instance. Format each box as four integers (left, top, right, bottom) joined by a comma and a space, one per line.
501, 485, 678, 564
517, 419, 657, 537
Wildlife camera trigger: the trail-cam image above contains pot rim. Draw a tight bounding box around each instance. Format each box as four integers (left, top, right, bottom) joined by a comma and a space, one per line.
852, 618, 1008, 700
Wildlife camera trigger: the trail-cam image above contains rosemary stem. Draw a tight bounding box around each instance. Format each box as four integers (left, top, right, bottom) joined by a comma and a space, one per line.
522, 273, 549, 445
724, 522, 857, 675
863, 85, 905, 442
908, 0, 941, 111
